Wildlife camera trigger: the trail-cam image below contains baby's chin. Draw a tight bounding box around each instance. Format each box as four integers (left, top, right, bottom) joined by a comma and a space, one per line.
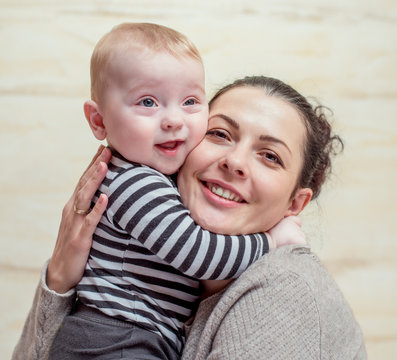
153, 164, 181, 176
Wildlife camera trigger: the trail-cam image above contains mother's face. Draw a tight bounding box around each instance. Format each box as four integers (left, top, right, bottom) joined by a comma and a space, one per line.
177, 86, 312, 235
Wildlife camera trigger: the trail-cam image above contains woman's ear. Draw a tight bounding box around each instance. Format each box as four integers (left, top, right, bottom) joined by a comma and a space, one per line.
84, 100, 107, 140
285, 188, 313, 217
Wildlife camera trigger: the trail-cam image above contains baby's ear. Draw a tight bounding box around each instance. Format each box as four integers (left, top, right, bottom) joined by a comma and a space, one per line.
84, 100, 106, 140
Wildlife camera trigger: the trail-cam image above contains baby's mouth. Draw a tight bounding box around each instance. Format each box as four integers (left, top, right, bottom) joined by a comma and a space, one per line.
157, 141, 183, 150
204, 182, 244, 203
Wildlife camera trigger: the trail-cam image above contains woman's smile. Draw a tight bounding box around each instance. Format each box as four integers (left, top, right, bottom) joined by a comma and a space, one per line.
202, 180, 245, 204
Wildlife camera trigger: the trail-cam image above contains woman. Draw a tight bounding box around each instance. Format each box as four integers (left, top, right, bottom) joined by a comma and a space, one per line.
12, 76, 366, 359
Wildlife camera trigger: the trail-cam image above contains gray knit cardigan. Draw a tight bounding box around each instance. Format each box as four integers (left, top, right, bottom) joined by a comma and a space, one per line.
12, 245, 367, 359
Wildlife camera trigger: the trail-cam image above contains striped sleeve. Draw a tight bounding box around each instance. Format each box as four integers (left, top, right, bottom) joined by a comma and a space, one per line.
106, 166, 269, 280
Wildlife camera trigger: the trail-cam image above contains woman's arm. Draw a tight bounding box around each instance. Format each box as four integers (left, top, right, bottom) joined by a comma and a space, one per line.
11, 262, 76, 360
12, 146, 111, 360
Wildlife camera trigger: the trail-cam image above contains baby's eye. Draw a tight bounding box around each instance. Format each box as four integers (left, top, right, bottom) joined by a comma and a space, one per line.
183, 98, 197, 106
139, 98, 156, 107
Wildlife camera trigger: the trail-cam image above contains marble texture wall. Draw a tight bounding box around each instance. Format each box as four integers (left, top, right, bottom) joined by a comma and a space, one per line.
1, 0, 396, 358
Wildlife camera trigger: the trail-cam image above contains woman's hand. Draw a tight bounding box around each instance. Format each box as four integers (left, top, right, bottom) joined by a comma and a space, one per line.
47, 145, 112, 293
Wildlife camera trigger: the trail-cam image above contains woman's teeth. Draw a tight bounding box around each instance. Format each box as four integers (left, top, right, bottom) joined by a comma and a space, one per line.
208, 183, 243, 202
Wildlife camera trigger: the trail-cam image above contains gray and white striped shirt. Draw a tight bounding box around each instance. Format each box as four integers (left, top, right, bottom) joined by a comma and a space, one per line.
77, 152, 269, 354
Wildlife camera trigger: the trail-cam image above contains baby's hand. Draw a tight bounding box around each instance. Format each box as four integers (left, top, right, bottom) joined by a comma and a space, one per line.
267, 216, 306, 250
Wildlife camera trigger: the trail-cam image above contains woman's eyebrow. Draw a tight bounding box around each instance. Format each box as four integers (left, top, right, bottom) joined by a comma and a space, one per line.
209, 113, 292, 154
259, 135, 292, 154
208, 114, 239, 129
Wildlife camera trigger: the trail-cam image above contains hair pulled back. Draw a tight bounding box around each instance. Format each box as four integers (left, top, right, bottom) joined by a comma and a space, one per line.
209, 76, 344, 200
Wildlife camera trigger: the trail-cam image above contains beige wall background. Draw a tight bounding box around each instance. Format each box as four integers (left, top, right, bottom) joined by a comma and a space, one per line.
1, 0, 396, 358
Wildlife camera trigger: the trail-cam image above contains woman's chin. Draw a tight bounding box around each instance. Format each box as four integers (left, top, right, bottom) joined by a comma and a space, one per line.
190, 211, 225, 233
197, 220, 223, 234
193, 214, 242, 235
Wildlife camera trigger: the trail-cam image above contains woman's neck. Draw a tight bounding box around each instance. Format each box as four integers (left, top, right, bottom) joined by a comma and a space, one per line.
200, 279, 234, 299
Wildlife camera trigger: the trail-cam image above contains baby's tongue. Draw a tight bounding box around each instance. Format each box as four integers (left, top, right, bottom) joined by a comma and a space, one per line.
160, 141, 177, 149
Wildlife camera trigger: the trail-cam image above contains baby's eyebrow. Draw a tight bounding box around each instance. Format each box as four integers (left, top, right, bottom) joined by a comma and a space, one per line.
189, 83, 206, 95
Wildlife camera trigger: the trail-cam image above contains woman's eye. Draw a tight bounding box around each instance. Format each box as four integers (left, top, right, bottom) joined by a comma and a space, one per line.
262, 151, 282, 166
139, 98, 156, 107
183, 98, 196, 106
206, 129, 229, 140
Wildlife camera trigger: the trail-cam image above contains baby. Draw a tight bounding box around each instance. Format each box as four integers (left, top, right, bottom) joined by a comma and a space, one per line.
50, 23, 297, 359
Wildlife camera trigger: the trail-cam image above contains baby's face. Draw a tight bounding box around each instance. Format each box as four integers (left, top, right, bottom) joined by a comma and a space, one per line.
99, 47, 208, 175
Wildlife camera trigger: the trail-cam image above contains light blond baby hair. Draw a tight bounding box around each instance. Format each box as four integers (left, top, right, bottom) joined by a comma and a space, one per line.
90, 22, 203, 102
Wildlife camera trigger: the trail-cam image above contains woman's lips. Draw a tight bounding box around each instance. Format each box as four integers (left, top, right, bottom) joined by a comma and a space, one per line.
202, 181, 246, 204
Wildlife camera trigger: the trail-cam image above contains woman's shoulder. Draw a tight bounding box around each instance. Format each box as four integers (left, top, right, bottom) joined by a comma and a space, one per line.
235, 245, 357, 322
230, 245, 328, 290
257, 245, 329, 285
204, 245, 367, 359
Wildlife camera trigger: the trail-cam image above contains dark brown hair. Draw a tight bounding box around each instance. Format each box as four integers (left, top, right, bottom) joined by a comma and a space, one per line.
209, 76, 344, 200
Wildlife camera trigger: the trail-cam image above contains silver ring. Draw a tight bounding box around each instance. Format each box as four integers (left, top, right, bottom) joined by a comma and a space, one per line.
74, 204, 90, 215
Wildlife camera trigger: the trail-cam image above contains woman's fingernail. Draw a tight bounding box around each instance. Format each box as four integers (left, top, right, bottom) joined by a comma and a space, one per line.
99, 148, 107, 160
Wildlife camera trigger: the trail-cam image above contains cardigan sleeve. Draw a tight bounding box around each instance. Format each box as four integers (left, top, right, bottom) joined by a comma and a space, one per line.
11, 260, 76, 360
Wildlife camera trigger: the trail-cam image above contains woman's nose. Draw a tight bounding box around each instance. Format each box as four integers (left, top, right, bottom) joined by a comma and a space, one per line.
219, 152, 248, 178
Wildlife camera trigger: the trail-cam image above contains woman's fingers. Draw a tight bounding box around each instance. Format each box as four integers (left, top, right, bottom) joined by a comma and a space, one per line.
81, 145, 106, 182
74, 147, 111, 212
76, 146, 109, 194
47, 150, 111, 293
79, 194, 108, 250
72, 146, 102, 198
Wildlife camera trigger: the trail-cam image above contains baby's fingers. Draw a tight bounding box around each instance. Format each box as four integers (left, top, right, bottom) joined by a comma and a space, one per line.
286, 215, 302, 226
